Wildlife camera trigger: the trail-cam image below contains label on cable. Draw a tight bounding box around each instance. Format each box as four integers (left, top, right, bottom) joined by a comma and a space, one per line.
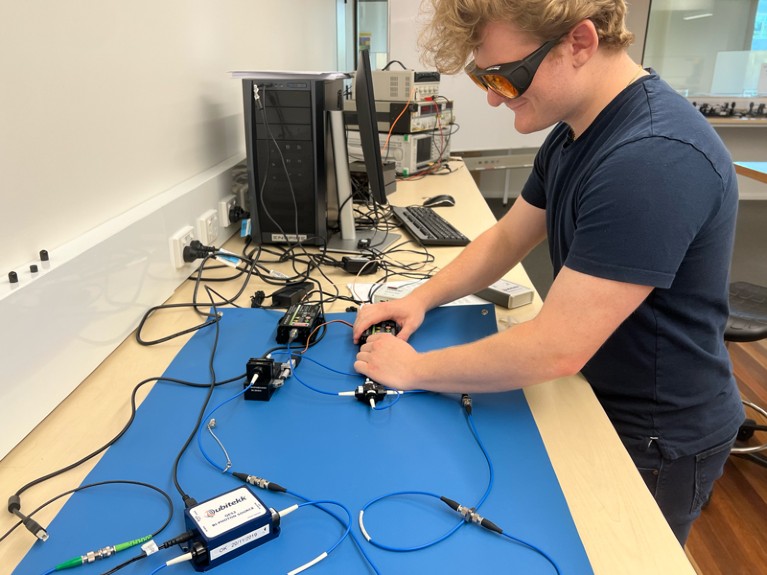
214, 250, 240, 268
241, 218, 251, 238
141, 540, 160, 555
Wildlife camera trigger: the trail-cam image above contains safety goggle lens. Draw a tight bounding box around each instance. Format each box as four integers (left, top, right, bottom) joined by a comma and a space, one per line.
483, 75, 519, 99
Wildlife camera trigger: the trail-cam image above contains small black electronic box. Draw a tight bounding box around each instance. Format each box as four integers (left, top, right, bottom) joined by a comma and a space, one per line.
358, 320, 399, 346
276, 303, 323, 344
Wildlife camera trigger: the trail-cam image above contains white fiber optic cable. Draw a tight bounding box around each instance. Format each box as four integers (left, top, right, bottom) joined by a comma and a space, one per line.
166, 551, 193, 566
358, 510, 372, 542
287, 552, 329, 575
277, 504, 299, 518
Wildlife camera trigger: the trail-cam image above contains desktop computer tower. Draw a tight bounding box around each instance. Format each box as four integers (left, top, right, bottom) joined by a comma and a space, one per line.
241, 74, 346, 245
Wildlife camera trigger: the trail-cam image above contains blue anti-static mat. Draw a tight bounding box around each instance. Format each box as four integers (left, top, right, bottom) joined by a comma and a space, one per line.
15, 304, 593, 575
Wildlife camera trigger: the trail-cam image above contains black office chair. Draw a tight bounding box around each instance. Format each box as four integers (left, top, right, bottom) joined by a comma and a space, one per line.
726, 281, 767, 467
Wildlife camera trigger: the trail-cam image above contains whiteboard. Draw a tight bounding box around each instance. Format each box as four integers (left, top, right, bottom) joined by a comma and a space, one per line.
388, 0, 550, 152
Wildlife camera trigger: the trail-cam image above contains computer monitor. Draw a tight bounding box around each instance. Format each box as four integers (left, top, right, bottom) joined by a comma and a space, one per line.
354, 48, 389, 206
325, 49, 399, 253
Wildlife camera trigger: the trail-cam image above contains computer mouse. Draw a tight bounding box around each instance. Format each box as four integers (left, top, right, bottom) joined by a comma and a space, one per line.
422, 194, 456, 208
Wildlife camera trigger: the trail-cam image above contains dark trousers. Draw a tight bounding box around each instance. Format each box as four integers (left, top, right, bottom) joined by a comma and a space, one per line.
621, 434, 735, 545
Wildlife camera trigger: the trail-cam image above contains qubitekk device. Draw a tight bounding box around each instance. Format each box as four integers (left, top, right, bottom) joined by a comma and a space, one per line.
183, 487, 280, 571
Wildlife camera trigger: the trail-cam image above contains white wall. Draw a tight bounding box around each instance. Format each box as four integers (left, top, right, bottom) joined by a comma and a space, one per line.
0, 0, 339, 459
0, 0, 337, 274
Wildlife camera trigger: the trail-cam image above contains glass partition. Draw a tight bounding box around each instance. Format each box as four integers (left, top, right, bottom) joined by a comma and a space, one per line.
644, 0, 766, 97
337, 0, 389, 73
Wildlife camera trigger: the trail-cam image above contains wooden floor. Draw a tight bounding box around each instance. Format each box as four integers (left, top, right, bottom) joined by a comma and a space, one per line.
685, 339, 767, 575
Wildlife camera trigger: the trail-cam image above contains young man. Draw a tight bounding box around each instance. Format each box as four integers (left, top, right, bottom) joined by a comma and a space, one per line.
353, 0, 744, 545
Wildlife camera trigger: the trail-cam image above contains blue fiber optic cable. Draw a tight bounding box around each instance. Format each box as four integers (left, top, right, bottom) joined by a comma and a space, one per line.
270, 348, 421, 407
191, 381, 379, 573
358, 410, 494, 552
195, 382, 251, 472
286, 488, 381, 575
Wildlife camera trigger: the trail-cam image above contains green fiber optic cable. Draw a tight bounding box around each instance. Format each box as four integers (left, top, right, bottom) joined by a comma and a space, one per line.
53, 534, 152, 570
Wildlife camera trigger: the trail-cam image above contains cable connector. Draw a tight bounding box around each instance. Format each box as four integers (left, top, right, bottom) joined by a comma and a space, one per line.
22, 515, 49, 541
253, 84, 263, 110
250, 290, 266, 308
8, 495, 49, 541
440, 496, 503, 534
340, 379, 398, 409
461, 394, 473, 415
159, 531, 196, 550
182, 240, 216, 263
232, 472, 287, 493
229, 205, 249, 224
356, 380, 387, 408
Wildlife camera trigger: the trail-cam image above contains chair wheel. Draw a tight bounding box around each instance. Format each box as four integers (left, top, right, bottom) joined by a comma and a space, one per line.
737, 418, 757, 442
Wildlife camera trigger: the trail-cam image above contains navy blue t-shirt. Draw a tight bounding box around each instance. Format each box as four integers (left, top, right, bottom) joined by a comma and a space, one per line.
521, 71, 744, 459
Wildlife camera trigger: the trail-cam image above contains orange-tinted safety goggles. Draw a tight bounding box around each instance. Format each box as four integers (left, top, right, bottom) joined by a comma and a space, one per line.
464, 38, 560, 99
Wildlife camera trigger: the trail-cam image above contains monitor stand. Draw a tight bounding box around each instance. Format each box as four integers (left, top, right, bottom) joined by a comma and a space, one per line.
325, 228, 401, 254
325, 110, 400, 254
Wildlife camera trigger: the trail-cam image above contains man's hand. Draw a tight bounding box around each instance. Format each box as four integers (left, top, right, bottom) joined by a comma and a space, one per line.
354, 333, 421, 390
352, 297, 427, 344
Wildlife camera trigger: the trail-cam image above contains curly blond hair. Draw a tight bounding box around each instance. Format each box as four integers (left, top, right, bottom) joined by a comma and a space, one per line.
419, 0, 635, 74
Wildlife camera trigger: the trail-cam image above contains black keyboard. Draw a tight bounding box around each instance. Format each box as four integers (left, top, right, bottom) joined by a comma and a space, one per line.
390, 205, 470, 246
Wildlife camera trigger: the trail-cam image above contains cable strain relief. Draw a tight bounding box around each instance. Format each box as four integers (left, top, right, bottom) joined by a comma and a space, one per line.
232, 471, 249, 483
440, 496, 460, 511
160, 531, 196, 549
7, 495, 21, 514
267, 482, 287, 493
182, 495, 198, 509
480, 518, 504, 534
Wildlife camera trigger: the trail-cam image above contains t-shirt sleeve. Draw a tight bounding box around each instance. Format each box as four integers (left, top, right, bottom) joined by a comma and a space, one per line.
521, 151, 547, 210
565, 138, 726, 288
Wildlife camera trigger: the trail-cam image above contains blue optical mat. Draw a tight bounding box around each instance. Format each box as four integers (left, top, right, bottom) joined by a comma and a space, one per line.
15, 304, 592, 575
